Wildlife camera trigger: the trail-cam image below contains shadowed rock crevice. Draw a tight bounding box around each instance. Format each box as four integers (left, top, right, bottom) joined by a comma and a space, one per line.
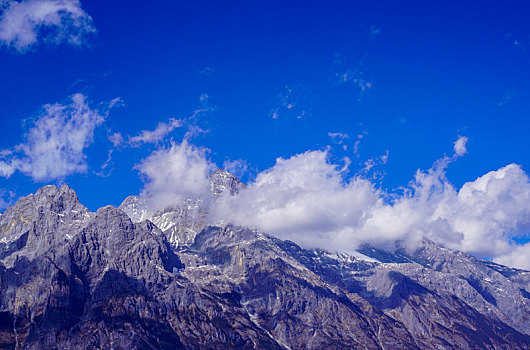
0, 183, 527, 349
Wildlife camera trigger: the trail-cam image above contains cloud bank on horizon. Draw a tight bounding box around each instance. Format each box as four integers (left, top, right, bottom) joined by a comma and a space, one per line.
0, 0, 95, 52
125, 124, 530, 270
211, 138, 530, 270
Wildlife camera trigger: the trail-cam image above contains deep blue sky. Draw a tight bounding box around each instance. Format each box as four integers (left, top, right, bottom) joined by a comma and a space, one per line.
1, 0, 530, 211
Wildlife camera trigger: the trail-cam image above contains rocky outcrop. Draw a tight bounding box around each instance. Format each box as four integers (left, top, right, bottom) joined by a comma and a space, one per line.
0, 181, 528, 349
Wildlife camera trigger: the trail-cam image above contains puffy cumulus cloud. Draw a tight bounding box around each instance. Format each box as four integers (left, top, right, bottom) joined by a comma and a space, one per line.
0, 93, 107, 181
212, 137, 530, 268
0, 0, 95, 52
453, 136, 468, 156
135, 140, 215, 211
494, 243, 530, 270
455, 165, 530, 257
128, 118, 183, 146
213, 150, 382, 250
361, 161, 530, 258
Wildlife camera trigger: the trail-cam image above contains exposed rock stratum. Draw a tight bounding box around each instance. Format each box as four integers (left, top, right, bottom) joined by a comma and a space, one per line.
0, 170, 528, 349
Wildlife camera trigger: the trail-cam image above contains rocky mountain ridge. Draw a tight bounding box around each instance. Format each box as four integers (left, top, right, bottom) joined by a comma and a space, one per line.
119, 169, 244, 248
0, 172, 527, 349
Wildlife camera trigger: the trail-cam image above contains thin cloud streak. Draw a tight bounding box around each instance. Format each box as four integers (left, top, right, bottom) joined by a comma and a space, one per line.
128, 118, 183, 147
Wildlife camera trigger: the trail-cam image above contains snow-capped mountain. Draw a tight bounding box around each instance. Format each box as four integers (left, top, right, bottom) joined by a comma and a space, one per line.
0, 172, 528, 349
118, 169, 244, 247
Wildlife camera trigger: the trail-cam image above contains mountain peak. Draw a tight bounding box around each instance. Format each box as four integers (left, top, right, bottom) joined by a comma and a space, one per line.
209, 168, 245, 197
0, 183, 528, 348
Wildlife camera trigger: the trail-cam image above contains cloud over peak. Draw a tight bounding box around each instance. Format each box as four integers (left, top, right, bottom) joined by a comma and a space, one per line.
209, 137, 530, 269
0, 0, 95, 52
135, 140, 214, 211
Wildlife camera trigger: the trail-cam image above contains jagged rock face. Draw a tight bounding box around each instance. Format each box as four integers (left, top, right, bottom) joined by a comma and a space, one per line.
281, 241, 530, 349
0, 180, 528, 349
119, 169, 244, 248
120, 196, 208, 248
209, 169, 245, 197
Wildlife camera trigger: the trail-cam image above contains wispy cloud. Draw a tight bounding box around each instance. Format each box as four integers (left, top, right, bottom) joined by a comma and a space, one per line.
328, 132, 349, 151
0, 93, 110, 181
353, 131, 368, 156
453, 135, 468, 157
128, 118, 183, 147
111, 94, 213, 149
270, 84, 313, 120
223, 158, 250, 179
498, 89, 516, 107
330, 53, 373, 101
93, 149, 114, 178
370, 25, 381, 41
197, 66, 214, 77
108, 132, 124, 147
328, 127, 368, 156
0, 0, 95, 53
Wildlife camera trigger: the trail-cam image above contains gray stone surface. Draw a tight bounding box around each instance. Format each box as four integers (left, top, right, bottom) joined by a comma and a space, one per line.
0, 174, 528, 349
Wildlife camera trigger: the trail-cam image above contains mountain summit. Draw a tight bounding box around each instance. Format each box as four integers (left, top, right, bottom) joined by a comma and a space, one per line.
0, 174, 528, 349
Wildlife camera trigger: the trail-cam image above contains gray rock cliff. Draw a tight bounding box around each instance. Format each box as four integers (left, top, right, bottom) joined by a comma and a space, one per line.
0, 175, 528, 349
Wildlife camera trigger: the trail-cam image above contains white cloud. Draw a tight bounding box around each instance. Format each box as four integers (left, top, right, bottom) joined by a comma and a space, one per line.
0, 0, 95, 52
0, 93, 107, 181
212, 137, 530, 269
270, 85, 312, 120
370, 25, 381, 40
353, 132, 367, 155
213, 150, 381, 250
360, 160, 530, 260
494, 243, 530, 270
380, 150, 389, 164
328, 132, 349, 144
127, 133, 530, 269
128, 118, 183, 146
108, 132, 124, 147
453, 136, 468, 156
135, 140, 214, 211
123, 94, 212, 148
330, 54, 373, 101
93, 149, 113, 177
0, 160, 16, 177
223, 158, 249, 179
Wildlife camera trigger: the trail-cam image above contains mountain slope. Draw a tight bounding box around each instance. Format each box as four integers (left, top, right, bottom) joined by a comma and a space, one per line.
0, 178, 528, 349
